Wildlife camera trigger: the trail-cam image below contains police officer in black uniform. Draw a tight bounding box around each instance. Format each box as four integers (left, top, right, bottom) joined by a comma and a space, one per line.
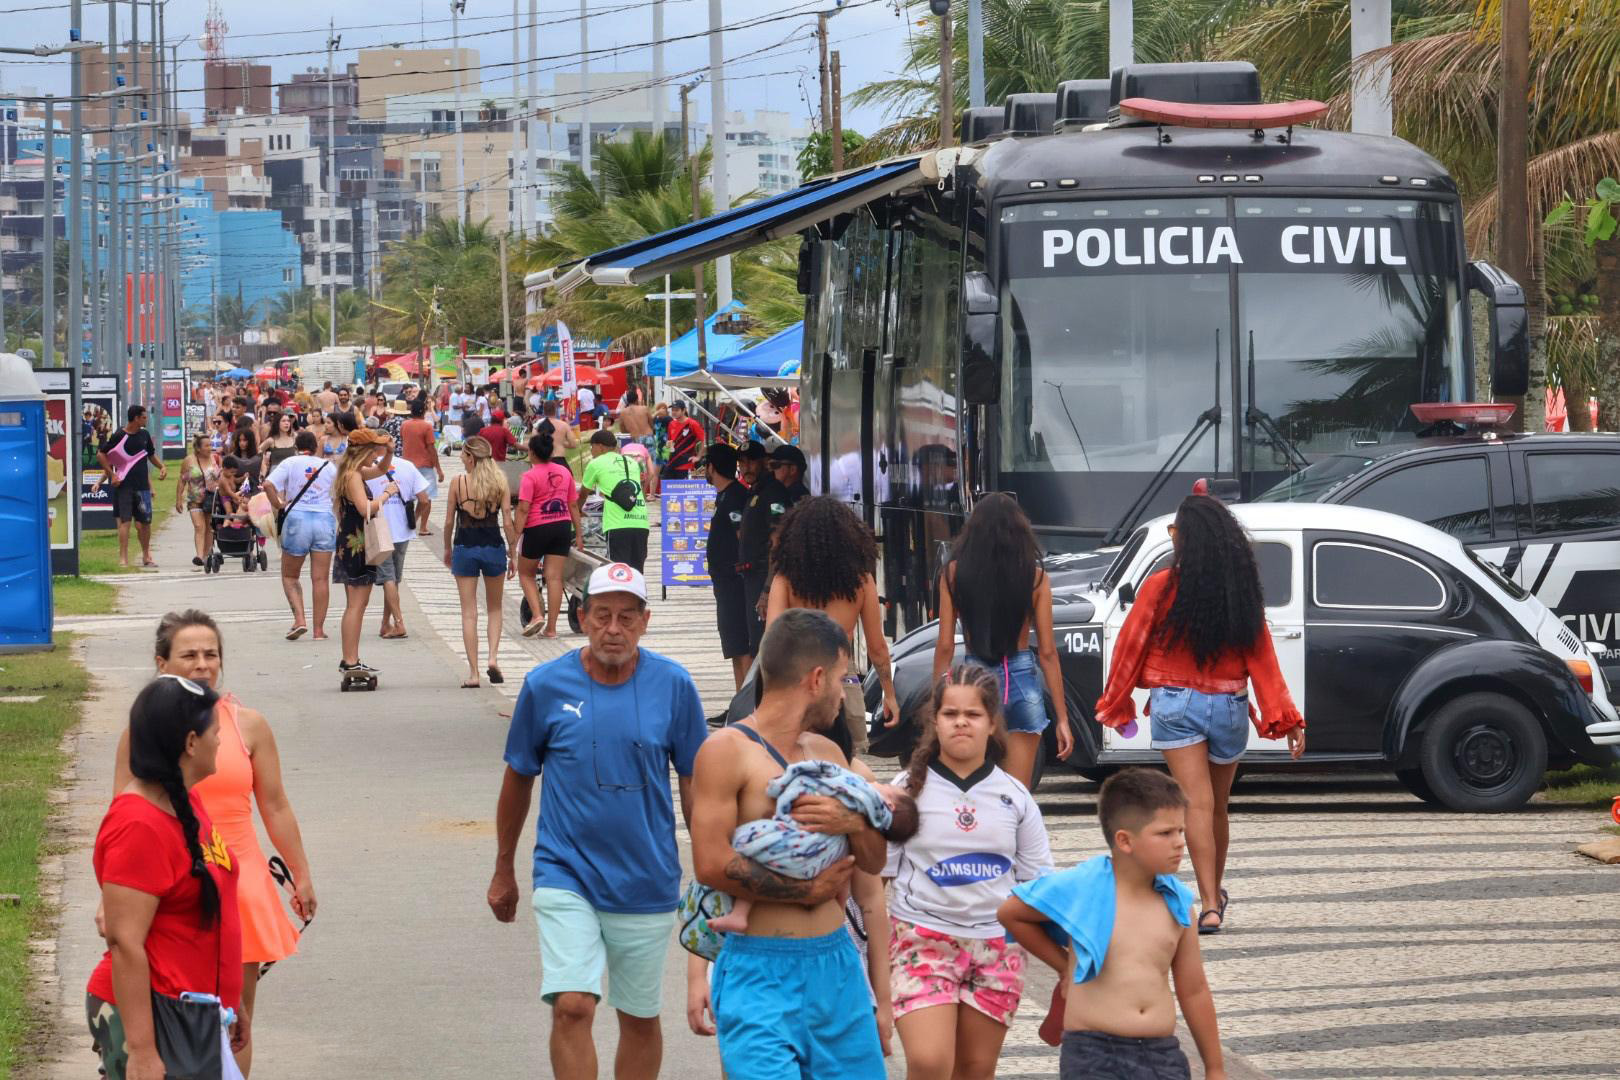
703, 443, 754, 689
737, 443, 810, 654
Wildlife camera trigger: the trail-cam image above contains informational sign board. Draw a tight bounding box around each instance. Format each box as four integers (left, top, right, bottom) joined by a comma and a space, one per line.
80, 375, 119, 531
33, 367, 79, 574
659, 478, 714, 587
160, 366, 187, 457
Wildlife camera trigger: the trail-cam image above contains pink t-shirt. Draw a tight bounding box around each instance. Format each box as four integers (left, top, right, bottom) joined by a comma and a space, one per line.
519, 462, 577, 527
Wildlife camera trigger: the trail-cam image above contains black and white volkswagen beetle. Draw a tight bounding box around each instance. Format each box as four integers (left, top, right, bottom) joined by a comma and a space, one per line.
868, 503, 1620, 811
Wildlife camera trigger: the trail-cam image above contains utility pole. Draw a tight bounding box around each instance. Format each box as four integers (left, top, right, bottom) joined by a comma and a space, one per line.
1497, 0, 1531, 426
817, 13, 831, 133
1349, 0, 1392, 136
579, 0, 591, 178
327, 20, 340, 348
831, 52, 843, 171
707, 0, 732, 307
130, 0, 143, 410
499, 232, 512, 366
651, 0, 666, 144
511, 0, 522, 237
680, 79, 707, 371
43, 97, 56, 367
69, 0, 84, 373
527, 0, 538, 232
108, 0, 124, 393
452, 0, 467, 226
967, 0, 984, 108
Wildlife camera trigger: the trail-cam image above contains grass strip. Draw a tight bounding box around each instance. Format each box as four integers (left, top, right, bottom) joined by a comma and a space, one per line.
51, 577, 117, 617
0, 638, 87, 1078
1539, 762, 1620, 808
76, 471, 184, 577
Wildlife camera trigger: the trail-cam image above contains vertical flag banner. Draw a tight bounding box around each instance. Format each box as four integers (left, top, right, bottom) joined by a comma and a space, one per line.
557, 320, 578, 396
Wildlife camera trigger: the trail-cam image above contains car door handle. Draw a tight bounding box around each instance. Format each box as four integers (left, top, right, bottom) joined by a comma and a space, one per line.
1273, 629, 1302, 639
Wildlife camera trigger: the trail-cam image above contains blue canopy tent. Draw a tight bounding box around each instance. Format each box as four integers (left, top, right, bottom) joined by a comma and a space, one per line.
713, 322, 802, 379
644, 301, 749, 377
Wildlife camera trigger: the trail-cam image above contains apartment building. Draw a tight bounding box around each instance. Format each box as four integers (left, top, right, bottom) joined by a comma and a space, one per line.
203, 60, 273, 122
175, 176, 302, 324
355, 48, 481, 125
280, 65, 360, 138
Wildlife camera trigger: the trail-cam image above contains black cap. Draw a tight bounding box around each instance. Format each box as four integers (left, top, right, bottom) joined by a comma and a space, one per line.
741, 440, 768, 461
768, 444, 807, 470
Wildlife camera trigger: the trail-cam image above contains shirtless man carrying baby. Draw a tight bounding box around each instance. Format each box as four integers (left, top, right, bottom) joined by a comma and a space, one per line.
690, 609, 890, 1080
999, 768, 1227, 1080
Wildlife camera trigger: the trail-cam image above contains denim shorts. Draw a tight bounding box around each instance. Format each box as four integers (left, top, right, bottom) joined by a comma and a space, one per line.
451, 542, 506, 578
970, 650, 1049, 734
1149, 686, 1249, 765
279, 511, 336, 556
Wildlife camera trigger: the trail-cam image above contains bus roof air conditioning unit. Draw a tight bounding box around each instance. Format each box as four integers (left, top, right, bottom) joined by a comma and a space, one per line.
960, 106, 1006, 145
1054, 80, 1111, 133
1107, 62, 1262, 123
1003, 93, 1057, 138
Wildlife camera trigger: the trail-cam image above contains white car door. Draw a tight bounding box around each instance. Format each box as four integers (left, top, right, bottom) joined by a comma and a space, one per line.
1098, 532, 1305, 754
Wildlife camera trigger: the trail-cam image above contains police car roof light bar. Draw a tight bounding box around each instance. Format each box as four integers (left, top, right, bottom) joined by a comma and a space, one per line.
1409, 402, 1518, 427
1117, 98, 1329, 131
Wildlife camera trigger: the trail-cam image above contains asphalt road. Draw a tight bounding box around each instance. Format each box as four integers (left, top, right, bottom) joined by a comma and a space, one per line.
31, 465, 1619, 1080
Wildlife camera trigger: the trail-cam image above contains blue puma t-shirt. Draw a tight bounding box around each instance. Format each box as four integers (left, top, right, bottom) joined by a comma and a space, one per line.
504, 647, 707, 913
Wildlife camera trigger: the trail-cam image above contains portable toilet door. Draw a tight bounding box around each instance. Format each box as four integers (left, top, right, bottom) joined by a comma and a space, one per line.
0, 353, 52, 649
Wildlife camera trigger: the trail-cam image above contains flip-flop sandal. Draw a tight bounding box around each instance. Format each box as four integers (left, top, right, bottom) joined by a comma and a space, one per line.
461, 680, 481, 689
1219, 888, 1230, 922
488, 666, 505, 684
1198, 908, 1224, 935
286, 626, 308, 641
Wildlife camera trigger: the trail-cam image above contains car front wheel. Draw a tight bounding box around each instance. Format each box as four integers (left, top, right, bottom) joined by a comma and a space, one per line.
1417, 692, 1547, 812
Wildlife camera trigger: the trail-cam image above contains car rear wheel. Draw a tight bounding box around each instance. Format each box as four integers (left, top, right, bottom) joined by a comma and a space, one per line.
1417, 692, 1547, 812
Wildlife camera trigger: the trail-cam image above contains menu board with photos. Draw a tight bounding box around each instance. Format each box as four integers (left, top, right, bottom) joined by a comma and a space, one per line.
660, 478, 715, 587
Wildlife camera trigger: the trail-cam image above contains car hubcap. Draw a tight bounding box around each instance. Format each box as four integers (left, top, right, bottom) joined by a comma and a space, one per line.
1455, 723, 1517, 790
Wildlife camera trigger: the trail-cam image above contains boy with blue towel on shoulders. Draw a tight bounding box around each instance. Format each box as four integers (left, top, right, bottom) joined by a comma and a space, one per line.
998, 769, 1226, 1080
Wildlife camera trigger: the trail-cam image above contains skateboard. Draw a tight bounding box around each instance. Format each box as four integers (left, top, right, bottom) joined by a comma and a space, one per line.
339, 667, 379, 692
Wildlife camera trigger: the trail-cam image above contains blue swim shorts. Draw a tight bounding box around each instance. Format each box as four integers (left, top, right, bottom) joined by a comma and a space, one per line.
971, 650, 1049, 735
279, 511, 336, 556
713, 928, 884, 1080
1149, 686, 1249, 765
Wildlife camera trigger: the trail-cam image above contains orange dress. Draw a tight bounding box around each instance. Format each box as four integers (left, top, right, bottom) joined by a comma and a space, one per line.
193, 695, 301, 964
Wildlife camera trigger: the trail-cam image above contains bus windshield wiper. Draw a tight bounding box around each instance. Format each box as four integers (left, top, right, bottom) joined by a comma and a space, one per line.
1244, 331, 1309, 473
1101, 331, 1224, 547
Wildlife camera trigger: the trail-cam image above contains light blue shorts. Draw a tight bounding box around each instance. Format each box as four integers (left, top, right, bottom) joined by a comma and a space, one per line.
279, 512, 336, 556
1149, 686, 1249, 765
533, 887, 673, 1018
970, 650, 1049, 735
713, 928, 884, 1080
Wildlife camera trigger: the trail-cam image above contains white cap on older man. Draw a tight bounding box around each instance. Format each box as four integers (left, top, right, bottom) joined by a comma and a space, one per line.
586, 562, 648, 602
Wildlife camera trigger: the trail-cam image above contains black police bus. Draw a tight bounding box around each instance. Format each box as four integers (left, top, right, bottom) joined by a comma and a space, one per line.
524, 61, 1530, 639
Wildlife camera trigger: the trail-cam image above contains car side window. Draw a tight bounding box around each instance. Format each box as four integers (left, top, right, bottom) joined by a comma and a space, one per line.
1255, 542, 1293, 607
1141, 547, 1175, 583
1527, 451, 1620, 535
1343, 456, 1493, 543
1312, 541, 1445, 611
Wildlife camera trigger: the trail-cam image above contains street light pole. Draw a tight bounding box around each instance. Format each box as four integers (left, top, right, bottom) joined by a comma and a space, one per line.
967, 0, 984, 108
69, 0, 84, 372
680, 78, 706, 372
327, 21, 339, 348
452, 0, 467, 226
43, 97, 55, 368
707, 0, 731, 307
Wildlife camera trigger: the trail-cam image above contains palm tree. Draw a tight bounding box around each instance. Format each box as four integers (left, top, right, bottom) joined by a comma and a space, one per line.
375, 217, 513, 352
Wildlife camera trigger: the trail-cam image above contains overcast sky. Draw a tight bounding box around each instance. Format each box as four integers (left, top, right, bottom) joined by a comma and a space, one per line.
1, 0, 929, 137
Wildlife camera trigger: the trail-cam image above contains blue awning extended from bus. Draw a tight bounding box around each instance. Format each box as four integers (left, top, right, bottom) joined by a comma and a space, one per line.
645, 301, 750, 377
527, 156, 928, 291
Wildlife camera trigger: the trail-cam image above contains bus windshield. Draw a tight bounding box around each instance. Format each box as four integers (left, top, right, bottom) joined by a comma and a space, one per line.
998, 196, 1467, 532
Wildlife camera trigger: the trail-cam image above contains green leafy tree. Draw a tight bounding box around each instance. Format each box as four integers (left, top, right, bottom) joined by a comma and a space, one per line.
798, 130, 868, 181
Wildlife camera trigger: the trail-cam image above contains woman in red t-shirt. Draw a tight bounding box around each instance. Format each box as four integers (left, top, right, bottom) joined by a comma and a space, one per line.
87, 676, 245, 1080
1095, 495, 1306, 934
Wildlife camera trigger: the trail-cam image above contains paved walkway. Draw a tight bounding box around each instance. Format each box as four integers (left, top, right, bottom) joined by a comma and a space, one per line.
31, 459, 1619, 1078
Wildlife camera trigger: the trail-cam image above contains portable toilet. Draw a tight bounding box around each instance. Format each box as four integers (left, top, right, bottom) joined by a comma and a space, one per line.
0, 353, 52, 649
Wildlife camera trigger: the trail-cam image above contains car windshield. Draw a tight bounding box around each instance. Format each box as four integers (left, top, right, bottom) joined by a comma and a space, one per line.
1254, 453, 1379, 502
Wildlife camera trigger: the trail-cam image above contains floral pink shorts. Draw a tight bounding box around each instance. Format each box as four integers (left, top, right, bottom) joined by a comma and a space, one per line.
889, 917, 1025, 1026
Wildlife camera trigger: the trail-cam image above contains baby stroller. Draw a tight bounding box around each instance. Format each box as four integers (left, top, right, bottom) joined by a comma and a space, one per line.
205, 491, 269, 573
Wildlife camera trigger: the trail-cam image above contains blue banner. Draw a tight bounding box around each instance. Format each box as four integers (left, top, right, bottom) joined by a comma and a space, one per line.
660, 478, 715, 587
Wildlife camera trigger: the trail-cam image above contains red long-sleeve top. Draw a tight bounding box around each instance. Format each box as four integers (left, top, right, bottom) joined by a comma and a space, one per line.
1095, 569, 1304, 740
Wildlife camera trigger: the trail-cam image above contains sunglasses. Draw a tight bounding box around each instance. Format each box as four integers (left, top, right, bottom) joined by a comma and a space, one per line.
157, 673, 207, 695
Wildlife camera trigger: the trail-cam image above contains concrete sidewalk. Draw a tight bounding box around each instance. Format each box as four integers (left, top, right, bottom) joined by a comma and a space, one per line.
33, 482, 1267, 1078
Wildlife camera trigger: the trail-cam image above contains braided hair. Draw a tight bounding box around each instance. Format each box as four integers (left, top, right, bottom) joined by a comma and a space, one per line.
901, 663, 1008, 796
126, 676, 223, 927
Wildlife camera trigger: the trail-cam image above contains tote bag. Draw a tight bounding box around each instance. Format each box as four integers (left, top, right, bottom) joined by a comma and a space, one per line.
363, 510, 395, 566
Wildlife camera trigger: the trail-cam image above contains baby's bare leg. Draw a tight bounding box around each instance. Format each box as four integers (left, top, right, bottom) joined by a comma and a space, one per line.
707, 897, 752, 934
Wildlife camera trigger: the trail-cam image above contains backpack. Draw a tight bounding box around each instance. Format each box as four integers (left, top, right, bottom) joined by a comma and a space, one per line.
607, 454, 640, 513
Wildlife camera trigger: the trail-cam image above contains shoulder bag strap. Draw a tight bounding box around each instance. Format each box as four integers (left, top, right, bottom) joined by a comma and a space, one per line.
283, 461, 328, 514
732, 720, 789, 770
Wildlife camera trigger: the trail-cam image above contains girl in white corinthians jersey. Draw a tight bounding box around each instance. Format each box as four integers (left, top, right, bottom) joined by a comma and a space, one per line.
885, 664, 1054, 1080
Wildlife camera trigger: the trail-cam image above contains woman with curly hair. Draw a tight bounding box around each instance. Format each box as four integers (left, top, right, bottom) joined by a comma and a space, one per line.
932, 492, 1073, 790
765, 495, 899, 753
1095, 494, 1306, 933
